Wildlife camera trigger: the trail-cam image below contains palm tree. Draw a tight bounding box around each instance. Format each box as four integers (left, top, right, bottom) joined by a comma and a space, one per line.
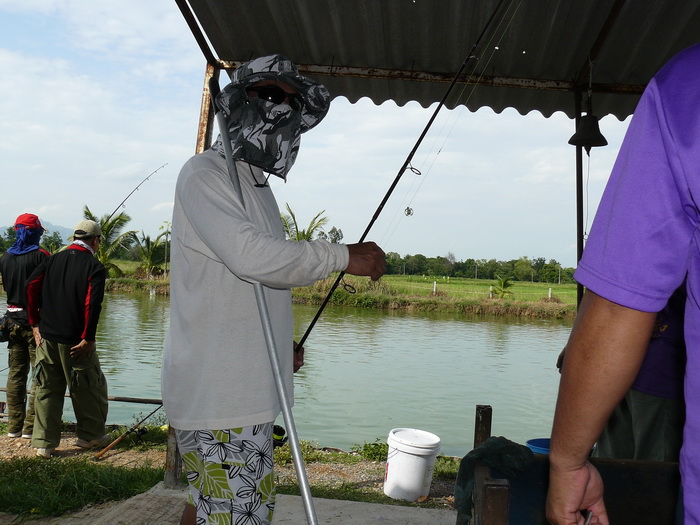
280, 203, 329, 241
159, 221, 171, 275
83, 205, 137, 276
492, 274, 514, 298
134, 231, 166, 279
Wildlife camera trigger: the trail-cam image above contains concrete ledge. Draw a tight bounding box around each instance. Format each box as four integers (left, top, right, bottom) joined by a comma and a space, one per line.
273, 494, 457, 524
4, 483, 456, 524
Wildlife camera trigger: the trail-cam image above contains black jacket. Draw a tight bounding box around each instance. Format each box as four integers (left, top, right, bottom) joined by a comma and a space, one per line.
26, 245, 106, 344
0, 249, 50, 326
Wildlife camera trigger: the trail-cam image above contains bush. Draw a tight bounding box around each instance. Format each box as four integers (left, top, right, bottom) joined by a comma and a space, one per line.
351, 439, 388, 462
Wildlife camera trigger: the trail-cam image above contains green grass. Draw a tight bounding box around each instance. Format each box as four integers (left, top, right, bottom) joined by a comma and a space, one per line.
367, 274, 577, 304
0, 456, 164, 518
274, 440, 364, 466
0, 420, 169, 518
0, 432, 457, 518
292, 274, 577, 319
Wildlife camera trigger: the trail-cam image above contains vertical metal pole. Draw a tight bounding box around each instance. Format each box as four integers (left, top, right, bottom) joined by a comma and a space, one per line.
574, 89, 585, 307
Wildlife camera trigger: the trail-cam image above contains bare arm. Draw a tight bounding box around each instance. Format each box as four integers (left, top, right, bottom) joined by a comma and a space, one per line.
345, 242, 386, 281
546, 291, 656, 525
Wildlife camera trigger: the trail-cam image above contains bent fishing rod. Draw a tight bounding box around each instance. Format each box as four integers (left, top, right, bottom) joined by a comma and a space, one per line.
94, 404, 162, 460
105, 163, 168, 223
297, 0, 509, 349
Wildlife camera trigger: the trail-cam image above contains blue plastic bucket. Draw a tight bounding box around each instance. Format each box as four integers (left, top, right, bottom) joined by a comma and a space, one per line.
526, 438, 550, 455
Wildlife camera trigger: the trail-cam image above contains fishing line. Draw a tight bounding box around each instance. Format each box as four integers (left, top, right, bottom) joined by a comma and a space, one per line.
105, 164, 168, 223
378, 0, 523, 248
299, 0, 511, 348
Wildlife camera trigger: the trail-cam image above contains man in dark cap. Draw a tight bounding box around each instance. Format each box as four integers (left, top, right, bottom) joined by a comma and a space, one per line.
161, 54, 386, 525
0, 213, 49, 439
26, 219, 109, 458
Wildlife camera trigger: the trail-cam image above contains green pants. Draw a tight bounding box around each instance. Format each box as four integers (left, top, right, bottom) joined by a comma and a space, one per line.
31, 339, 109, 449
6, 322, 37, 436
594, 388, 685, 462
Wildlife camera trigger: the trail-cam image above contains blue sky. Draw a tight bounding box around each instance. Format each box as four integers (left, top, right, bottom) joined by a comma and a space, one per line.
0, 1, 632, 267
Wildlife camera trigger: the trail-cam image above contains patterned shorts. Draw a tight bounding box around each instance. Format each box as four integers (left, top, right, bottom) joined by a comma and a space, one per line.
175, 423, 275, 525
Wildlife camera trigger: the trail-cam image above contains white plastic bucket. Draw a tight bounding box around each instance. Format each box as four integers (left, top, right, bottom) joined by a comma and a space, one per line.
383, 428, 441, 501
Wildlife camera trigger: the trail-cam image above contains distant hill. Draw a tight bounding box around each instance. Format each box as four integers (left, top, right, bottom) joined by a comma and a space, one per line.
40, 221, 73, 242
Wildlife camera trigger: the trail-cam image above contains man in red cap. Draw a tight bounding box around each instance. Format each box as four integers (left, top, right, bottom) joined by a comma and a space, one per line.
0, 213, 49, 439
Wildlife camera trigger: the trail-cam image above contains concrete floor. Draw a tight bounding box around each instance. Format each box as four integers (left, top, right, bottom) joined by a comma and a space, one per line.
0, 483, 457, 524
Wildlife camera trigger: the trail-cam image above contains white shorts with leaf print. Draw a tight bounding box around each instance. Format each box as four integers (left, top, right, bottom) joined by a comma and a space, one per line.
175, 423, 275, 525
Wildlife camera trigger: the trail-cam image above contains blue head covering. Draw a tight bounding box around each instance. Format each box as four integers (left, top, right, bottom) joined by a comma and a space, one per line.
8, 226, 43, 255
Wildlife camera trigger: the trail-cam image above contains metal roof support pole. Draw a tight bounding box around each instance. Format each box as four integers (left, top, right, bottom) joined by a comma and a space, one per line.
573, 89, 584, 307
195, 62, 218, 154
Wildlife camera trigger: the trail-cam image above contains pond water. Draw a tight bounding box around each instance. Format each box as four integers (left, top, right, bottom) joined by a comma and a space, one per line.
0, 292, 573, 457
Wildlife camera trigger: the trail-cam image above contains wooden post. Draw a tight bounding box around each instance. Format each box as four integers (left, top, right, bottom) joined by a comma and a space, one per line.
477, 478, 510, 525
461, 405, 510, 525
474, 404, 492, 448
164, 425, 183, 488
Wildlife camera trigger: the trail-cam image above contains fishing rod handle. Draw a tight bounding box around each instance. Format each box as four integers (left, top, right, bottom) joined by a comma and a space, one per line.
94, 432, 129, 460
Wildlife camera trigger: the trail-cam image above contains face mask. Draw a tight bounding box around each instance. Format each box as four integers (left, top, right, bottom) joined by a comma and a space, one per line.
212, 87, 303, 180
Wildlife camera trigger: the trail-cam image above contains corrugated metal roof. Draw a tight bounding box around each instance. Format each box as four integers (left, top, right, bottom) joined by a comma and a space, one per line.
177, 0, 700, 119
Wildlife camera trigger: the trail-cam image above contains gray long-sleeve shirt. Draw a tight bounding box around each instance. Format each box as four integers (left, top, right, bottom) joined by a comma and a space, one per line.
162, 151, 348, 430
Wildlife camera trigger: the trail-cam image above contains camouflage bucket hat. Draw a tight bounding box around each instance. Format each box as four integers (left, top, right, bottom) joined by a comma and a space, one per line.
226, 54, 331, 132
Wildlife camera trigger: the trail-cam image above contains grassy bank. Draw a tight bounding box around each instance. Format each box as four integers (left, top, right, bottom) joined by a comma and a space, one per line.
0, 422, 458, 517
107, 271, 578, 319
293, 274, 577, 319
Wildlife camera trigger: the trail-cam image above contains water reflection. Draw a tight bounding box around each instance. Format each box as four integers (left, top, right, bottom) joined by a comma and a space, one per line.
0, 292, 572, 457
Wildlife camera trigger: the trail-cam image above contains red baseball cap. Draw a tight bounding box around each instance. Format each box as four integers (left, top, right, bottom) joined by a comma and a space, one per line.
14, 213, 45, 231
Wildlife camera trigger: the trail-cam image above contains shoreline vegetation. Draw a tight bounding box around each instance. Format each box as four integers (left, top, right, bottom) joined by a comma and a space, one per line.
105, 272, 577, 320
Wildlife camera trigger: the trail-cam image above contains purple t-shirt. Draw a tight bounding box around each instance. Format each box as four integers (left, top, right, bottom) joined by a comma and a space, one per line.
574, 43, 700, 523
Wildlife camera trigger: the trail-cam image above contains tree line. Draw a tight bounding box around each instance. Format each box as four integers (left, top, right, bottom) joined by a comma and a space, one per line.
385, 252, 575, 284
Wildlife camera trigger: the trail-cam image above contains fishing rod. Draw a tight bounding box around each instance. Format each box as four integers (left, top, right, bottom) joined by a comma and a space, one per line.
94, 404, 162, 460
297, 0, 509, 348
105, 164, 168, 223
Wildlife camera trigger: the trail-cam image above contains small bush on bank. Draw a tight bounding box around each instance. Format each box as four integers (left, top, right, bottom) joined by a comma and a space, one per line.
351, 439, 389, 461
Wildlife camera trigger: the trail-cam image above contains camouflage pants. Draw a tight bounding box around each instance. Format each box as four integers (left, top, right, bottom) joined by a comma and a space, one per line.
6, 322, 37, 436
32, 339, 109, 449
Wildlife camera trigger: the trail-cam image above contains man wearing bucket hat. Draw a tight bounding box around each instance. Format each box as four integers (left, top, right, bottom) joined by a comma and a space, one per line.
26, 219, 109, 458
161, 54, 386, 525
0, 213, 49, 439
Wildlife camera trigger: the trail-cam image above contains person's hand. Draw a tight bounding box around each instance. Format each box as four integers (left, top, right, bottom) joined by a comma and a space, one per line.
346, 242, 386, 281
31, 326, 42, 347
70, 339, 96, 359
546, 461, 608, 524
293, 341, 304, 372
